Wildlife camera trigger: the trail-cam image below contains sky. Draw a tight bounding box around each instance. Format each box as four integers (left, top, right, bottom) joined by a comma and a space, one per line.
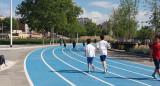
0, 0, 150, 28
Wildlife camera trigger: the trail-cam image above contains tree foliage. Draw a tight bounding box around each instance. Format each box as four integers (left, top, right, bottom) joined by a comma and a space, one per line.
136, 26, 153, 44
1, 17, 18, 33
145, 0, 160, 34
16, 0, 83, 42
84, 21, 97, 36
109, 0, 139, 42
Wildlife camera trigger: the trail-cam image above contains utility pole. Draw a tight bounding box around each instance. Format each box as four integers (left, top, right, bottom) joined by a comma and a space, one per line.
2, 22, 3, 39
10, 0, 13, 47
52, 26, 54, 45
77, 33, 78, 43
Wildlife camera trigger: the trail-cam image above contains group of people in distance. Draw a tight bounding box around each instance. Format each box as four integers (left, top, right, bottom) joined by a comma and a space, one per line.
60, 35, 160, 78
60, 39, 76, 50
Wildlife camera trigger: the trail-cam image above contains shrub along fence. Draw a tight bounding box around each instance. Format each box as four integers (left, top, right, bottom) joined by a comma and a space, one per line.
111, 42, 136, 52
0, 39, 50, 45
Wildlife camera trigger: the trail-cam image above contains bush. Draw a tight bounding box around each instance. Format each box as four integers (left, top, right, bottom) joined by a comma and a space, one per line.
129, 46, 150, 55
0, 39, 50, 45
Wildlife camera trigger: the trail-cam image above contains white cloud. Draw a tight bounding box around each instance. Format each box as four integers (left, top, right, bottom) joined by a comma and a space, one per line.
136, 11, 151, 29
0, 2, 18, 18
79, 9, 109, 24
89, 1, 119, 9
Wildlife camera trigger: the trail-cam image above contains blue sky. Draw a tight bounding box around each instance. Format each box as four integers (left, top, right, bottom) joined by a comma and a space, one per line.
0, 0, 149, 27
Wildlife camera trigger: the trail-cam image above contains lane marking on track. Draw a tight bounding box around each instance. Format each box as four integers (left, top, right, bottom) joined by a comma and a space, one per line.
41, 47, 76, 86
62, 47, 151, 86
24, 49, 40, 86
71, 48, 158, 80
53, 48, 115, 86
77, 47, 154, 72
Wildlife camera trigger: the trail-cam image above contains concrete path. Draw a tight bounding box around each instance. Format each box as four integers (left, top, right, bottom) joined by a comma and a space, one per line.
0, 44, 55, 86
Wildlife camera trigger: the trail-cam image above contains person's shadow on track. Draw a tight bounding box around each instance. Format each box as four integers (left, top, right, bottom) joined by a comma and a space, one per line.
104, 77, 160, 81
49, 70, 103, 74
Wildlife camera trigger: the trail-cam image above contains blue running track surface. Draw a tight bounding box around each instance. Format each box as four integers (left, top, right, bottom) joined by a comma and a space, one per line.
25, 45, 160, 86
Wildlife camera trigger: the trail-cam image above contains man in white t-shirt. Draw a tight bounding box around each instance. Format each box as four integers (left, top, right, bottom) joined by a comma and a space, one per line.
85, 39, 96, 73
97, 35, 110, 73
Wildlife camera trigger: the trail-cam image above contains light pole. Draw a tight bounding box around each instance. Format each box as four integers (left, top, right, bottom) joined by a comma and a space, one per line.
1, 22, 3, 39
77, 33, 78, 43
10, 0, 13, 47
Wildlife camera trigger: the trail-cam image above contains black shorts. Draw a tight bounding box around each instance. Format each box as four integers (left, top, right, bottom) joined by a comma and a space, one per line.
100, 55, 106, 62
153, 59, 160, 69
87, 57, 94, 64
73, 45, 75, 48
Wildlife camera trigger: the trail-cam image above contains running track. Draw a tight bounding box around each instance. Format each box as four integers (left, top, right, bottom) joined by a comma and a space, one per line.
25, 45, 160, 86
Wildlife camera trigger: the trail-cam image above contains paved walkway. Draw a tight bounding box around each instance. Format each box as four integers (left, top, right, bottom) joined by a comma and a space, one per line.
0, 44, 56, 86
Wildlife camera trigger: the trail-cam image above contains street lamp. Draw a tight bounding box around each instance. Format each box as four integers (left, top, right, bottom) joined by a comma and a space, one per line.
10, 0, 12, 47
1, 22, 3, 39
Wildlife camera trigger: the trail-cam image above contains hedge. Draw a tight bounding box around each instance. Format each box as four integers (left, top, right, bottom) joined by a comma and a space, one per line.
0, 39, 50, 45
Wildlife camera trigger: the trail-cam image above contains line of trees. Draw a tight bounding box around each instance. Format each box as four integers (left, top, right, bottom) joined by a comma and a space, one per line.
16, 0, 84, 44
0, 18, 18, 33
16, 0, 110, 44
109, 0, 139, 42
108, 0, 160, 43
14, 0, 160, 44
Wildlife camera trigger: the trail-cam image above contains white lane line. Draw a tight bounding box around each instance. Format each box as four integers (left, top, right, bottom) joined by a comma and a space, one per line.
78, 47, 154, 68
70, 48, 158, 80
77, 47, 153, 72
24, 49, 39, 86
53, 48, 114, 86
66, 47, 151, 86
41, 47, 76, 86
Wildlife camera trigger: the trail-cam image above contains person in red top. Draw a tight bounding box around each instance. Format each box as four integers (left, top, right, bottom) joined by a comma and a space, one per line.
150, 35, 160, 78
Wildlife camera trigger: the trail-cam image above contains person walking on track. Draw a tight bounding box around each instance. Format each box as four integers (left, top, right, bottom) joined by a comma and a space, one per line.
73, 40, 76, 50
85, 39, 95, 73
150, 35, 160, 78
83, 40, 85, 47
96, 35, 110, 73
64, 40, 66, 49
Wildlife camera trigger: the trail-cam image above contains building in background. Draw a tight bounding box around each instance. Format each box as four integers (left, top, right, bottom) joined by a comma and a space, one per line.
102, 21, 107, 29
17, 18, 30, 33
78, 17, 92, 26
0, 15, 5, 20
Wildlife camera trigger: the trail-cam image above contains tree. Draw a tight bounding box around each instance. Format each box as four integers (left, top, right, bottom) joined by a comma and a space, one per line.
84, 21, 97, 37
2, 17, 18, 33
136, 26, 153, 44
109, 0, 139, 42
101, 29, 109, 36
16, 0, 83, 44
145, 0, 160, 35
